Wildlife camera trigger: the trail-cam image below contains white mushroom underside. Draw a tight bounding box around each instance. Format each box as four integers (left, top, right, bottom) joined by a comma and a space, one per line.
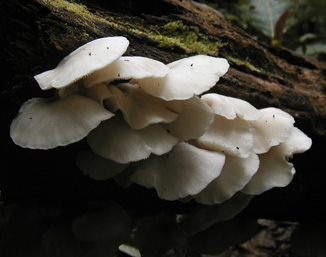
242, 127, 311, 195
130, 142, 226, 200
197, 115, 254, 158
10, 95, 114, 149
162, 96, 214, 142
241, 149, 295, 195
195, 152, 260, 205
105, 84, 182, 129
87, 115, 178, 164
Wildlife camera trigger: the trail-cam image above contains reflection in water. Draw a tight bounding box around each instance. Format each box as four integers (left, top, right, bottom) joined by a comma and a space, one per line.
0, 193, 256, 256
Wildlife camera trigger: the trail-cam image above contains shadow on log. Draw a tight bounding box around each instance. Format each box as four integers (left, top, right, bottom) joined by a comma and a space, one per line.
1, 0, 325, 222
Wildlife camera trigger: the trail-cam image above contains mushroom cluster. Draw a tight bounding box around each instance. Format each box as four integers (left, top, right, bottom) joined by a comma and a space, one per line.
10, 36, 312, 205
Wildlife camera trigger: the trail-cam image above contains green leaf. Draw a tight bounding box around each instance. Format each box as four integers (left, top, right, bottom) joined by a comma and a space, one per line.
296, 41, 326, 58
239, 0, 291, 39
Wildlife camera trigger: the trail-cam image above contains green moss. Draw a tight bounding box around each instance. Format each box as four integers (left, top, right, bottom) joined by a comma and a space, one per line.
46, 0, 90, 17
42, 1, 226, 56
153, 21, 225, 55
225, 55, 261, 73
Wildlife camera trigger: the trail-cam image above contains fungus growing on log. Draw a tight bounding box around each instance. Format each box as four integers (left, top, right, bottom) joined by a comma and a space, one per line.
10, 36, 312, 206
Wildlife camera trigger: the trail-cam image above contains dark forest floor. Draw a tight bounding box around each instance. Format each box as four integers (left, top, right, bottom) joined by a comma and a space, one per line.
207, 219, 325, 257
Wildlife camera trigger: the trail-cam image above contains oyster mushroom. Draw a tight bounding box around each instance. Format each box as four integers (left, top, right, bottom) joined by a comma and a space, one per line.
83, 56, 170, 88
87, 115, 178, 164
10, 95, 114, 149
250, 107, 295, 154
134, 55, 229, 101
103, 83, 182, 129
242, 127, 312, 195
35, 36, 129, 90
130, 142, 225, 200
195, 152, 259, 205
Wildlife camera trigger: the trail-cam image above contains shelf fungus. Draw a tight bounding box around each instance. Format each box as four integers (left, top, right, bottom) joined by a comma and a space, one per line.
10, 36, 312, 206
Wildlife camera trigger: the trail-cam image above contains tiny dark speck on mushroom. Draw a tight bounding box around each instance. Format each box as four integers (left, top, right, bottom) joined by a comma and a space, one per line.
89, 52, 92, 56
106, 46, 109, 49
273, 114, 275, 118
190, 63, 193, 67
236, 146, 239, 149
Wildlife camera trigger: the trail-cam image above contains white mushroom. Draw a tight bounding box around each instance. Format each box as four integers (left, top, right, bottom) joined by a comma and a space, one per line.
201, 93, 263, 121
242, 127, 312, 195
10, 95, 114, 149
57, 82, 112, 103
162, 96, 214, 142
83, 56, 170, 88
76, 149, 129, 180
34, 36, 129, 90
87, 115, 178, 164
104, 83, 182, 129
249, 107, 295, 154
274, 126, 312, 157
195, 152, 259, 205
195, 93, 263, 158
130, 142, 225, 201
83, 83, 113, 106
134, 55, 229, 100
197, 115, 254, 158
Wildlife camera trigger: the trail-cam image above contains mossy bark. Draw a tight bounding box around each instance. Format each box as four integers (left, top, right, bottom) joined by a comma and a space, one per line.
1, 0, 326, 221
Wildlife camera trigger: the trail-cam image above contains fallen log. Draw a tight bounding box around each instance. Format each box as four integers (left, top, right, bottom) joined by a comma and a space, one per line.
1, 0, 325, 222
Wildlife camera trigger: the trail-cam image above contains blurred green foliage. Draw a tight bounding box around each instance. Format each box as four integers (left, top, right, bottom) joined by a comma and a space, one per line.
200, 0, 326, 60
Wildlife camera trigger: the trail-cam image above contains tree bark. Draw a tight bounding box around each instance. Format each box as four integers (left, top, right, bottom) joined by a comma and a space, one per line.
1, 0, 325, 222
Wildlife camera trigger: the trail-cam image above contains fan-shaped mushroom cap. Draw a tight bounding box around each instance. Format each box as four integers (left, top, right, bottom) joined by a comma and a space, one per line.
242, 127, 312, 195
83, 56, 169, 88
87, 115, 178, 164
276, 127, 312, 157
250, 107, 295, 154
134, 55, 229, 100
201, 93, 263, 121
83, 83, 112, 106
104, 83, 182, 129
10, 95, 114, 149
195, 152, 259, 205
34, 37, 129, 90
162, 96, 214, 141
197, 115, 253, 158
76, 149, 129, 180
130, 142, 225, 200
